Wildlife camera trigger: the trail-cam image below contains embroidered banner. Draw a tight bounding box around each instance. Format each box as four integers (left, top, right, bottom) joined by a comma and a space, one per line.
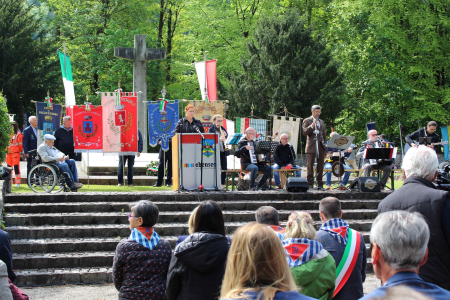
188, 100, 225, 132
148, 100, 179, 151
273, 116, 301, 154
36, 101, 62, 135
72, 105, 103, 152
101, 91, 138, 154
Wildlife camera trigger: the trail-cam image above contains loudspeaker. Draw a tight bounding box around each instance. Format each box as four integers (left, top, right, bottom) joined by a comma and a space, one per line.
285, 177, 309, 192
349, 177, 381, 192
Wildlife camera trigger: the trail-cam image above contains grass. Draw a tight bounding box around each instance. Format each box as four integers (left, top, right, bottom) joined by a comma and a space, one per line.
11, 184, 173, 193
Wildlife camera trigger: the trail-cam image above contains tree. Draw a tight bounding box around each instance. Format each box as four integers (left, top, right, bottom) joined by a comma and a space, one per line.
226, 11, 344, 129
0, 0, 59, 127
0, 93, 10, 162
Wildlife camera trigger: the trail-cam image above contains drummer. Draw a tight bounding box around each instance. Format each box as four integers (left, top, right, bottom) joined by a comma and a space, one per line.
325, 132, 353, 190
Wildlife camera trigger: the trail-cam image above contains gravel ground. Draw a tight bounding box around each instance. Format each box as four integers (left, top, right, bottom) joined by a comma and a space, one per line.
22, 274, 381, 299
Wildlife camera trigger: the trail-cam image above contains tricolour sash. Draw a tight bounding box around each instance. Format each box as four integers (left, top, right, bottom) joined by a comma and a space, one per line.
334, 228, 361, 296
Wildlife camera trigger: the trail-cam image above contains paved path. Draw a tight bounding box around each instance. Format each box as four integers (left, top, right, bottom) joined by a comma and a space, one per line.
22, 274, 381, 299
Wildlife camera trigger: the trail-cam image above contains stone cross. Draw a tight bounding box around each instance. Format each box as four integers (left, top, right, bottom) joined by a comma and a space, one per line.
114, 34, 166, 152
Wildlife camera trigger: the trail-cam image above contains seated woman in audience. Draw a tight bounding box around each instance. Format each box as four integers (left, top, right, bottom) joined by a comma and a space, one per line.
220, 222, 316, 300
113, 200, 172, 299
283, 211, 335, 300
176, 206, 198, 246
166, 200, 230, 300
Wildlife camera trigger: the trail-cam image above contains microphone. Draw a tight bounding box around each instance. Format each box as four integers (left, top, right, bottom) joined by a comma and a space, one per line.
193, 125, 205, 139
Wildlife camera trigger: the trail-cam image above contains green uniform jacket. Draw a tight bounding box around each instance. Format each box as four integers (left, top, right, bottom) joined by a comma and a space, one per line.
290, 253, 336, 300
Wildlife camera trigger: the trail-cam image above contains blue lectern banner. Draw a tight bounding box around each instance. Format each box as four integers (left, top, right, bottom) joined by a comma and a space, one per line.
148, 100, 179, 151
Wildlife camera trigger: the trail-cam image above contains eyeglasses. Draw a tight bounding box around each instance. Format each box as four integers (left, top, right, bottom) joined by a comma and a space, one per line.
216, 119, 223, 122
127, 213, 139, 220
281, 138, 288, 140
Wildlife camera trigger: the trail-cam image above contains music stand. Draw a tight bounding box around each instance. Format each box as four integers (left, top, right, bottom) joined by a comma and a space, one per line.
328, 134, 355, 189
365, 147, 396, 189
419, 137, 433, 146
255, 140, 278, 189
227, 133, 243, 170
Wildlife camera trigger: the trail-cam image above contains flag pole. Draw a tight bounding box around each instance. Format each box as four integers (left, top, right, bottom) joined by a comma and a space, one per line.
63, 41, 67, 82
204, 52, 207, 101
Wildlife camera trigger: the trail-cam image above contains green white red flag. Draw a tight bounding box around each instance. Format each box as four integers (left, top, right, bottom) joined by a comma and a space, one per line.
58, 51, 76, 107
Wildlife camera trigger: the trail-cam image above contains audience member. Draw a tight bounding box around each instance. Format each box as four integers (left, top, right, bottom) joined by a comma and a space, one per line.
176, 206, 198, 246
360, 211, 450, 300
0, 230, 15, 282
371, 286, 432, 300
117, 129, 143, 187
23, 116, 38, 176
283, 211, 335, 300
220, 222, 316, 300
54, 116, 75, 160
316, 197, 366, 300
113, 200, 172, 299
166, 200, 229, 300
37, 134, 82, 190
255, 206, 285, 239
378, 145, 450, 290
0, 260, 13, 300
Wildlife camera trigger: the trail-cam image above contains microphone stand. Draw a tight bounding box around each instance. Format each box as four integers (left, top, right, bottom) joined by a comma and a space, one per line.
266, 136, 276, 190
194, 126, 205, 191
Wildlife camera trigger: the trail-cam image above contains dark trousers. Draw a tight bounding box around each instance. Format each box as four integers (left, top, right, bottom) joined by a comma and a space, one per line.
363, 163, 392, 185
306, 147, 325, 187
26, 157, 33, 177
220, 151, 227, 185
118, 155, 135, 185
156, 149, 172, 185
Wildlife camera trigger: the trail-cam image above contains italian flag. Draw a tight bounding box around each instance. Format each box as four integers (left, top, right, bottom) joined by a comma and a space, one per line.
194, 60, 217, 102
58, 50, 76, 107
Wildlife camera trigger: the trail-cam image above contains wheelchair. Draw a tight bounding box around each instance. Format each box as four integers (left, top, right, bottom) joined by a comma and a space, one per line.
27, 150, 78, 193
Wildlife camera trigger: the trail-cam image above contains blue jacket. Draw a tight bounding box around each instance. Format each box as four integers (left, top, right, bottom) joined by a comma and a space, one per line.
23, 126, 37, 154
0, 230, 15, 283
360, 272, 450, 300
316, 229, 366, 300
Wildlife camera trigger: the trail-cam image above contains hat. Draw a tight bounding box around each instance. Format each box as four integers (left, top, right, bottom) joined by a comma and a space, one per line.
44, 134, 56, 141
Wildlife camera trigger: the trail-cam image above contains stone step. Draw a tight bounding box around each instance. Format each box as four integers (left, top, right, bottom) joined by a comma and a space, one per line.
14, 267, 113, 286
11, 233, 373, 254
6, 219, 375, 240
4, 200, 382, 214
4, 209, 378, 226
12, 242, 374, 271
5, 191, 390, 204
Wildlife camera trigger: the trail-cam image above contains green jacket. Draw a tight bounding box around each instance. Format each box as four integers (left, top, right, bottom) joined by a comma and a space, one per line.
290, 252, 336, 300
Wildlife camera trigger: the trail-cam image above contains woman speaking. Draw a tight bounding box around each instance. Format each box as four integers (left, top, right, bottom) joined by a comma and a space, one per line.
175, 104, 204, 133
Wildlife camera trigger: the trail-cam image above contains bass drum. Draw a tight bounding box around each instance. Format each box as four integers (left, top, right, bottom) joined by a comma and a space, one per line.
331, 161, 345, 177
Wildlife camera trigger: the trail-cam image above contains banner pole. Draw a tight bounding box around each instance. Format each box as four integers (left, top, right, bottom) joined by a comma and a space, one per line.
87, 151, 90, 187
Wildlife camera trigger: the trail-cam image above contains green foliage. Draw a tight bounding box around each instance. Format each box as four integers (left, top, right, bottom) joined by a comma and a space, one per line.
226, 11, 344, 127
0, 0, 60, 127
0, 93, 10, 162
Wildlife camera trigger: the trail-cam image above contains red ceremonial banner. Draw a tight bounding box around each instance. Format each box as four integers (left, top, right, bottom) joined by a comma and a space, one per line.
102, 91, 138, 154
206, 60, 217, 102
72, 105, 103, 152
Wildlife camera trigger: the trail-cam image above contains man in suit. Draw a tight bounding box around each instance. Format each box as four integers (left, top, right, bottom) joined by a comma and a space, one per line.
23, 116, 38, 176
302, 105, 327, 189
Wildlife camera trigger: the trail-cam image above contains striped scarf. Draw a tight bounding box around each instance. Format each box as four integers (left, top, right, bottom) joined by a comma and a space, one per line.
320, 218, 349, 246
129, 227, 160, 250
283, 238, 323, 268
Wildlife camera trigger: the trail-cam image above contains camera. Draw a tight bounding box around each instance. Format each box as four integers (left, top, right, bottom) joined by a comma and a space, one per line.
434, 163, 450, 191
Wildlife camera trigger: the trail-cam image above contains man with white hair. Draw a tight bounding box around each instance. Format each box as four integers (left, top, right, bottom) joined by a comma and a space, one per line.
37, 134, 82, 190
272, 133, 301, 189
23, 116, 38, 175
54, 115, 75, 160
360, 211, 450, 299
235, 127, 272, 191
356, 129, 392, 187
378, 146, 450, 291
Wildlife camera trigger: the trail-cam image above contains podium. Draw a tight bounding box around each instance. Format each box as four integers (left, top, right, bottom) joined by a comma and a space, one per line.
172, 133, 221, 191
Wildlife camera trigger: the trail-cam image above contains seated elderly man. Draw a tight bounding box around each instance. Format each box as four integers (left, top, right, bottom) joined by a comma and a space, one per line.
255, 206, 285, 240
37, 134, 82, 190
273, 133, 302, 189
360, 211, 450, 299
378, 145, 450, 290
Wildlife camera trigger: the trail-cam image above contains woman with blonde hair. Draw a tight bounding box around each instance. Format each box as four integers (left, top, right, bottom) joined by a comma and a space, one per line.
283, 212, 335, 300
220, 222, 316, 300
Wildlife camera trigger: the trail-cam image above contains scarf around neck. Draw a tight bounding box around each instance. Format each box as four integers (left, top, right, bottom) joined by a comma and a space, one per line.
283, 238, 324, 268
129, 227, 160, 250
320, 218, 349, 246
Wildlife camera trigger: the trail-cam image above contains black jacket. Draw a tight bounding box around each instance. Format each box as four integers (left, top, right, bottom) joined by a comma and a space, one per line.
405, 127, 442, 153
54, 126, 75, 159
234, 136, 255, 170
273, 143, 295, 166
166, 232, 229, 300
0, 230, 15, 283
378, 177, 450, 290
175, 117, 205, 134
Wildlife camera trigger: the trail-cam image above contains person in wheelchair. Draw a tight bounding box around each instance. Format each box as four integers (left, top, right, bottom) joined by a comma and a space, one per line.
37, 134, 83, 190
